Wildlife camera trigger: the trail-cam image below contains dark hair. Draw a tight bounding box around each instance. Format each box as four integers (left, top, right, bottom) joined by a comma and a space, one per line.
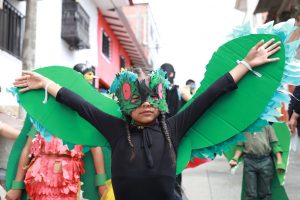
73, 63, 95, 75
160, 63, 176, 84
160, 63, 175, 74
186, 79, 195, 85
125, 117, 136, 161
158, 113, 176, 166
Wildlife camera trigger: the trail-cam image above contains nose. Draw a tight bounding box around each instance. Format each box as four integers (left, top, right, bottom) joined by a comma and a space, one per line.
141, 101, 151, 108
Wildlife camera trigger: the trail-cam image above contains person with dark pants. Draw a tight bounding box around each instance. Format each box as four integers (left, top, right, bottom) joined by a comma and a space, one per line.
229, 126, 285, 200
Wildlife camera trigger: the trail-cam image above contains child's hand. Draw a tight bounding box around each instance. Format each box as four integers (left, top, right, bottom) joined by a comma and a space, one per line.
98, 185, 108, 197
288, 112, 299, 136
5, 189, 22, 200
229, 159, 238, 167
277, 168, 285, 173
244, 38, 280, 68
276, 161, 285, 173
13, 71, 51, 92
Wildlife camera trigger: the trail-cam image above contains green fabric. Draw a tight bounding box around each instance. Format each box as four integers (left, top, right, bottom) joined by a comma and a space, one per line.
16, 66, 122, 147
236, 145, 244, 152
176, 34, 285, 174
276, 163, 286, 170
26, 126, 38, 138
271, 123, 290, 185
11, 181, 25, 190
225, 123, 290, 199
271, 142, 283, 154
80, 147, 112, 199
6, 115, 31, 200
95, 173, 107, 186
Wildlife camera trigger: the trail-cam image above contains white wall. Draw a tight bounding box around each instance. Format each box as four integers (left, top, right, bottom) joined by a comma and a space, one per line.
35, 0, 99, 68
0, 0, 26, 107
0, 0, 99, 107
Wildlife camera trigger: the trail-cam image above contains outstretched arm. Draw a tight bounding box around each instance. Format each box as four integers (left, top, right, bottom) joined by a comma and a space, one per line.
0, 121, 20, 140
168, 39, 281, 140
6, 137, 32, 200
13, 71, 61, 97
229, 148, 243, 167
13, 72, 124, 144
91, 147, 108, 197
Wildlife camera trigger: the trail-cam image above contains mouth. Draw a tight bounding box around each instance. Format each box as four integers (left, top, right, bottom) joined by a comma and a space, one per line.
140, 110, 153, 115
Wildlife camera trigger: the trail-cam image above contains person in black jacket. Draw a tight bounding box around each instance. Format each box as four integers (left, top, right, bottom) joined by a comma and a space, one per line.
160, 63, 182, 119
13, 39, 280, 200
288, 85, 300, 137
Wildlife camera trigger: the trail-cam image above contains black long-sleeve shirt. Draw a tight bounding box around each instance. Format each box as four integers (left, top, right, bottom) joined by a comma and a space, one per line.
56, 73, 237, 200
289, 86, 300, 116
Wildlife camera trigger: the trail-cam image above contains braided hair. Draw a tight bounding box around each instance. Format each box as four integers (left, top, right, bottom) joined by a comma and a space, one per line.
124, 112, 176, 166
158, 112, 176, 166
124, 115, 136, 160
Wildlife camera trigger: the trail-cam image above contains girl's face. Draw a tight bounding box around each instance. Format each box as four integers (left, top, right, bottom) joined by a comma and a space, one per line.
131, 100, 160, 126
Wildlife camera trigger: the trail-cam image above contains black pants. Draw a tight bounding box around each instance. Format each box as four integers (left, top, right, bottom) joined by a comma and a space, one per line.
174, 174, 182, 199
244, 155, 274, 200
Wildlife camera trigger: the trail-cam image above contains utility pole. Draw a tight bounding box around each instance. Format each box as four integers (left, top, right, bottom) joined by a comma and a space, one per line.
18, 0, 38, 119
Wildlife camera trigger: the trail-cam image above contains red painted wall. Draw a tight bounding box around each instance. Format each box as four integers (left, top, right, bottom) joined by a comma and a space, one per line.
96, 10, 131, 88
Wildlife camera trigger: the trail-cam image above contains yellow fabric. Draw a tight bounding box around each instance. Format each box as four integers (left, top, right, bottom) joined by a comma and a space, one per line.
101, 179, 115, 200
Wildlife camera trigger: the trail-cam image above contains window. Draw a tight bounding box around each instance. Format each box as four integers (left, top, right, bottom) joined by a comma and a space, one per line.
102, 31, 111, 59
0, 0, 24, 58
120, 56, 125, 69
61, 0, 90, 50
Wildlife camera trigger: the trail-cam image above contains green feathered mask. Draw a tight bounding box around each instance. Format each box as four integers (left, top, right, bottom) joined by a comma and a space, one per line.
110, 69, 170, 115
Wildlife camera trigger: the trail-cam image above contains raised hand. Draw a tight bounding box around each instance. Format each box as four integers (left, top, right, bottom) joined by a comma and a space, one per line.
244, 38, 281, 68
230, 38, 281, 83
13, 71, 50, 92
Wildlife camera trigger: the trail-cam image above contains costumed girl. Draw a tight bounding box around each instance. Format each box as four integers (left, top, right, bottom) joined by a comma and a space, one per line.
11, 38, 281, 200
5, 65, 109, 200
6, 123, 86, 200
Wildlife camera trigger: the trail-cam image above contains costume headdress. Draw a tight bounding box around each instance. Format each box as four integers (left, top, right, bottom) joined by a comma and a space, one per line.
110, 69, 170, 115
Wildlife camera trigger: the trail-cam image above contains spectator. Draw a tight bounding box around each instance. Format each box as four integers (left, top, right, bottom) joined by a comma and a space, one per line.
229, 125, 284, 199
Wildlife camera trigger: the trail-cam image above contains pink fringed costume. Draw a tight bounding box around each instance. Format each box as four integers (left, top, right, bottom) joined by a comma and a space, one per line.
24, 133, 84, 200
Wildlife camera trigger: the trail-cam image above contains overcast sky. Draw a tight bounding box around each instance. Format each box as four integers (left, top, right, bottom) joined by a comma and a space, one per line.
134, 0, 246, 86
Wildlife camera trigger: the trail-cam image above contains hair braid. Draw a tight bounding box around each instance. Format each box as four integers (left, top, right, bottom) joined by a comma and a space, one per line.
125, 116, 136, 160
158, 113, 176, 166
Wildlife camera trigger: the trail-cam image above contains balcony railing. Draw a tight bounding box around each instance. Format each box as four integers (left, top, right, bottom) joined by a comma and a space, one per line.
0, 0, 24, 58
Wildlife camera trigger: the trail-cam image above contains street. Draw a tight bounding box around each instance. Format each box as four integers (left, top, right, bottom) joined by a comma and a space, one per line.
182, 137, 300, 200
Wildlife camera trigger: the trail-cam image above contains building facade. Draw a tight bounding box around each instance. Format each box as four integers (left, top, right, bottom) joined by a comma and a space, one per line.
0, 0, 159, 115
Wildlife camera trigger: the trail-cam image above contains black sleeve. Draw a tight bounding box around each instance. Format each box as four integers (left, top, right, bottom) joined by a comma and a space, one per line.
167, 73, 238, 141
289, 86, 300, 117
56, 87, 124, 144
